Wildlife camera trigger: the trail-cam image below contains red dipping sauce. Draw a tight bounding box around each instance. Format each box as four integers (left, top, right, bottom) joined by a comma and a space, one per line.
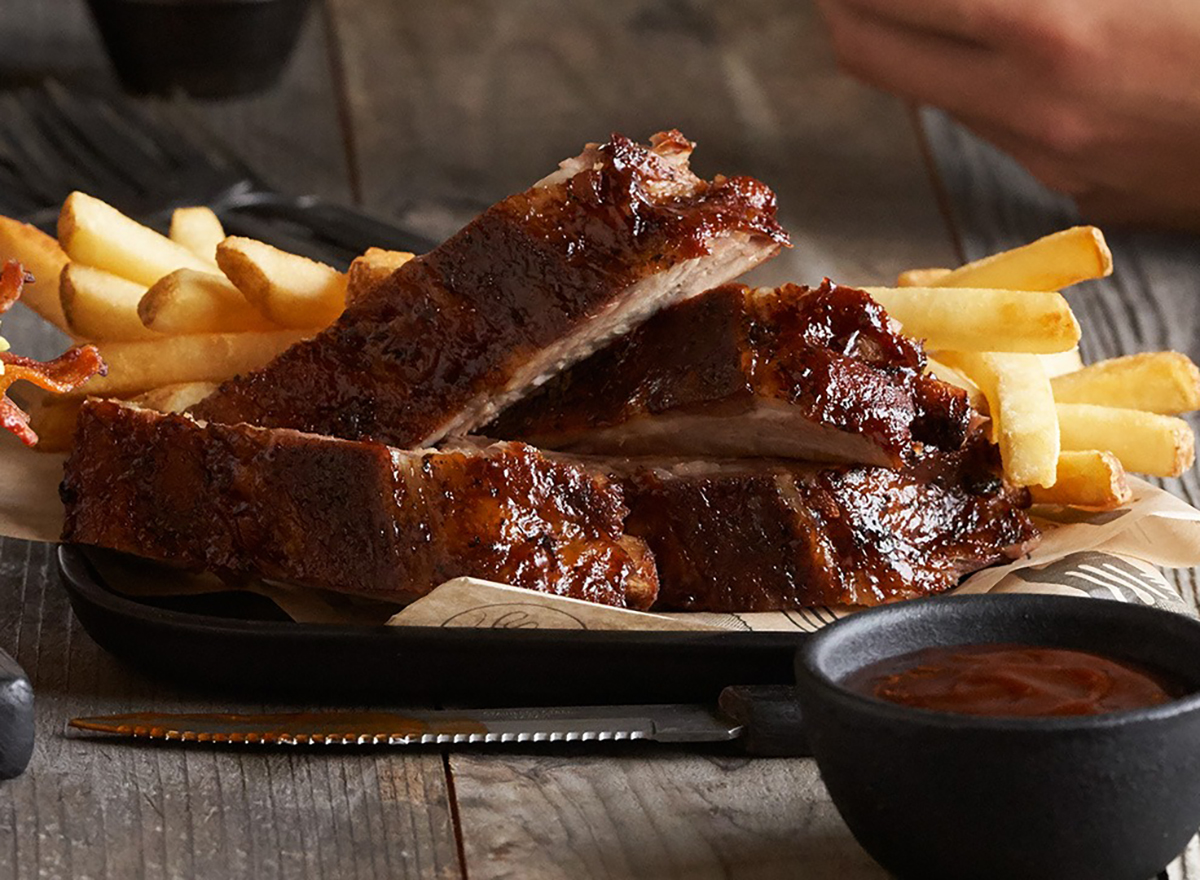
844, 643, 1186, 717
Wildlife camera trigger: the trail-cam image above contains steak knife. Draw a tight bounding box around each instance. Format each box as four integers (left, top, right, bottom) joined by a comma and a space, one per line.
69, 685, 809, 756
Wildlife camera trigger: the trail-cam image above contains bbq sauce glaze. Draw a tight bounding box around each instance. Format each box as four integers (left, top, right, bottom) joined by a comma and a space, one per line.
844, 643, 1188, 717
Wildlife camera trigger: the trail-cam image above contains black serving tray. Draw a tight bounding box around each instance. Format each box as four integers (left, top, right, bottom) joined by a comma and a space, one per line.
59, 545, 806, 706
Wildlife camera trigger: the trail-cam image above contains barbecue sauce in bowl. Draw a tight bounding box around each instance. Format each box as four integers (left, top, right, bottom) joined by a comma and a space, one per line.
844, 643, 1186, 717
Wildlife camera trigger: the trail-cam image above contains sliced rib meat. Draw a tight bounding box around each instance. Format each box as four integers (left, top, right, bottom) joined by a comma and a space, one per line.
486, 281, 971, 466
191, 131, 788, 445
613, 437, 1037, 611
61, 400, 658, 609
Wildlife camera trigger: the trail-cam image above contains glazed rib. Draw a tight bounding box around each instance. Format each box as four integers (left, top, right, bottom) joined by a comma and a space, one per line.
613, 437, 1037, 611
487, 282, 971, 466
61, 400, 658, 609
191, 131, 788, 445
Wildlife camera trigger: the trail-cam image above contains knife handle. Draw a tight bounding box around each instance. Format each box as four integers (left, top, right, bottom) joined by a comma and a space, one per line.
718, 685, 809, 757
0, 647, 33, 779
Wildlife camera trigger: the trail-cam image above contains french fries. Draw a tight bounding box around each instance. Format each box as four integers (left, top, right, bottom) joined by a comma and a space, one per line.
60, 263, 159, 342
140, 269, 277, 334
1029, 451, 1133, 510
925, 356, 986, 412
347, 247, 415, 303
892, 223, 1200, 507
897, 267, 950, 287
1040, 349, 1085, 378
0, 216, 71, 331
1057, 403, 1194, 478
70, 330, 308, 398
1052, 352, 1200, 415
864, 287, 1080, 353
217, 237, 346, 329
58, 192, 212, 286
131, 381, 220, 413
22, 393, 84, 453
25, 381, 218, 452
169, 207, 225, 264
925, 226, 1112, 291
938, 351, 1060, 487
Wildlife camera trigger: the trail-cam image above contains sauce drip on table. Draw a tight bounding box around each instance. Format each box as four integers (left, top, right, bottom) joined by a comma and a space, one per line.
845, 643, 1186, 717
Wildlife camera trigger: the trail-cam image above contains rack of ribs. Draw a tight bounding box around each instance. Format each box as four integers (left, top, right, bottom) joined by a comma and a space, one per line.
487, 281, 972, 466
611, 436, 1038, 611
61, 400, 659, 610
191, 130, 789, 446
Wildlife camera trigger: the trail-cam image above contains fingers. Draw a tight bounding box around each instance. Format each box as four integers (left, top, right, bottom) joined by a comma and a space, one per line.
948, 112, 1097, 198
826, 0, 1029, 45
817, 0, 1021, 117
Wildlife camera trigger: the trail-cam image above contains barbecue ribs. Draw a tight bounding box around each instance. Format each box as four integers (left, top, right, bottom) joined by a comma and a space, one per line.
613, 436, 1037, 611
488, 281, 972, 465
61, 400, 659, 609
191, 131, 788, 446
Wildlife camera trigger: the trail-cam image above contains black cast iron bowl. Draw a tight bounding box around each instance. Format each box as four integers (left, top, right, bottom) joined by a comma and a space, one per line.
793, 594, 1200, 880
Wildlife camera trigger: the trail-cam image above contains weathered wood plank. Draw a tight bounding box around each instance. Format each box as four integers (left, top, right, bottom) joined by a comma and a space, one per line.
326, 0, 958, 281
450, 749, 883, 880
0, 2, 461, 878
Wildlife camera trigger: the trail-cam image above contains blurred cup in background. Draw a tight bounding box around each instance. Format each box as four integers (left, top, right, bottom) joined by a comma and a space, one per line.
86, 0, 311, 99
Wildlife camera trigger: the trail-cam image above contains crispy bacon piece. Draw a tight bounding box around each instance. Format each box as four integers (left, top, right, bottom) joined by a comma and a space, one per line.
0, 261, 25, 313
0, 260, 106, 447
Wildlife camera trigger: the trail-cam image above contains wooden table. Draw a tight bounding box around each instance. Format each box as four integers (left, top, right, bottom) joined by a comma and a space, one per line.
3, 2, 1199, 877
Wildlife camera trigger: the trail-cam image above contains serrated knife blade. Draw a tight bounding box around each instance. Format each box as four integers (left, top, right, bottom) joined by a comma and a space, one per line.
68, 703, 745, 747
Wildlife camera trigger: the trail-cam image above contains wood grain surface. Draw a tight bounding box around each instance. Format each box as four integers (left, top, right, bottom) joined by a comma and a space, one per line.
0, 2, 1196, 879
451, 748, 882, 880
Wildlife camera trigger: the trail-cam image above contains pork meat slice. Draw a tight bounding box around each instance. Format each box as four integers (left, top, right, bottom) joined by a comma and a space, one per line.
487, 281, 971, 466
61, 400, 659, 609
190, 131, 788, 446
611, 436, 1037, 611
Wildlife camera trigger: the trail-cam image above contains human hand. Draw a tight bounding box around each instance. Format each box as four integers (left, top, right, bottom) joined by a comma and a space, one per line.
815, 0, 1200, 231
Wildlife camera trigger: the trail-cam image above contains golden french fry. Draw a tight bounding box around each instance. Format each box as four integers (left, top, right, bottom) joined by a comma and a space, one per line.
925, 356, 986, 412
896, 267, 951, 287
60, 263, 159, 342
0, 216, 71, 331
928, 227, 1112, 291
1057, 403, 1195, 478
1040, 349, 1085, 378
169, 207, 225, 264
140, 269, 277, 334
1028, 450, 1133, 509
347, 247, 415, 303
1051, 352, 1200, 415
216, 237, 346, 329
130, 381, 220, 413
939, 351, 1060, 487
864, 287, 1080, 353
22, 393, 83, 453
66, 330, 308, 398
58, 191, 212, 286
